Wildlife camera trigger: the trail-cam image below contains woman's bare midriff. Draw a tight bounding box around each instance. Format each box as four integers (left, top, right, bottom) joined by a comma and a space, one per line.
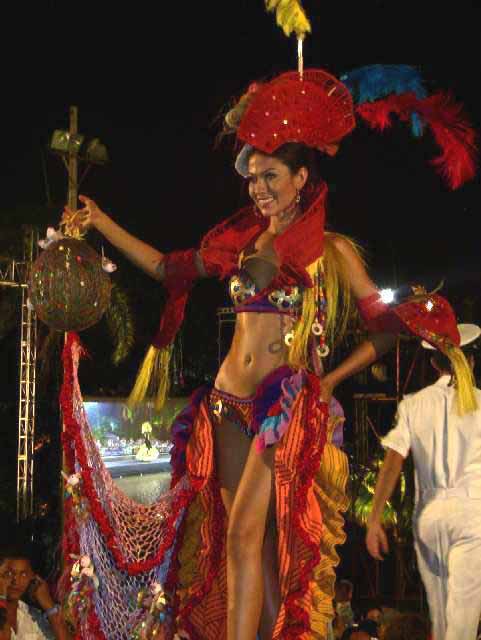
214, 311, 295, 397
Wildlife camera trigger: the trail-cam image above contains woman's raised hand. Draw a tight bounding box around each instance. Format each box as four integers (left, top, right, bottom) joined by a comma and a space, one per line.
61, 195, 104, 235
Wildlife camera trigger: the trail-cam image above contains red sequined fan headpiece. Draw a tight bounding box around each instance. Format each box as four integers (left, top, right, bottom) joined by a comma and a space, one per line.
237, 70, 356, 157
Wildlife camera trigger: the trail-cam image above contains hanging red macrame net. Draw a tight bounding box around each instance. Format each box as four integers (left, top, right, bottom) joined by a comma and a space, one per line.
59, 333, 191, 639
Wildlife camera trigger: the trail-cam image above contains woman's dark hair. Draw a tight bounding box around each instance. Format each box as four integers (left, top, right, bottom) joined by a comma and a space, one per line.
0, 540, 40, 574
271, 143, 325, 188
431, 350, 452, 373
247, 142, 326, 192
358, 619, 378, 636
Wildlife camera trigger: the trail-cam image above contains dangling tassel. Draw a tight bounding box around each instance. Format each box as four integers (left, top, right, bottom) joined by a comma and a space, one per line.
445, 343, 478, 415
128, 249, 199, 412
312, 260, 329, 359
128, 344, 174, 411
287, 287, 315, 370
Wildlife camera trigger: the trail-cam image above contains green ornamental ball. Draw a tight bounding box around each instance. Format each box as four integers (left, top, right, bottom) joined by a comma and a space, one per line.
29, 238, 111, 332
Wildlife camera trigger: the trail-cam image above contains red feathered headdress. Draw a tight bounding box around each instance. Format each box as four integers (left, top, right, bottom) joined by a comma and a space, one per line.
232, 66, 477, 190
356, 92, 477, 190
237, 70, 356, 156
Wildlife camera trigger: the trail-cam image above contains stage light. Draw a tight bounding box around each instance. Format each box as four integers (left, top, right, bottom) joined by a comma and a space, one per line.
50, 130, 84, 155
86, 138, 109, 165
380, 288, 395, 304
49, 131, 109, 165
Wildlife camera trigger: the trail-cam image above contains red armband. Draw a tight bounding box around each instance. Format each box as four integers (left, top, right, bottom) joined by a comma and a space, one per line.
163, 249, 199, 291
152, 249, 199, 350
357, 292, 401, 333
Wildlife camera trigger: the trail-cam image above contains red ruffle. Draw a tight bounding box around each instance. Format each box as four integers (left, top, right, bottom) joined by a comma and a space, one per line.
282, 373, 329, 638
175, 480, 226, 639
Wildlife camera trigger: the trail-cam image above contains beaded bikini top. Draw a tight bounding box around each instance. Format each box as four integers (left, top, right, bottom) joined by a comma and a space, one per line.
229, 260, 303, 316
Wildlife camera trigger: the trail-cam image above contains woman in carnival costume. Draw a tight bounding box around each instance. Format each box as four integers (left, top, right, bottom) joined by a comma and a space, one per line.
65, 64, 476, 640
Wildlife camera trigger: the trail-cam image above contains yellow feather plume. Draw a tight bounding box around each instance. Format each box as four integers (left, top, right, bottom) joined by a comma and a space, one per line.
265, 0, 312, 39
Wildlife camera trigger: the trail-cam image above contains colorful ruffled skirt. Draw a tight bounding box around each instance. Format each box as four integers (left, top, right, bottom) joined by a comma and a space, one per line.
164, 367, 350, 639
60, 336, 349, 640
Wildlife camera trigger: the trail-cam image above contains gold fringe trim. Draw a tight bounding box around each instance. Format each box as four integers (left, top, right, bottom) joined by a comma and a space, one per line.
447, 344, 478, 415
127, 344, 173, 411
310, 417, 351, 637
288, 233, 363, 371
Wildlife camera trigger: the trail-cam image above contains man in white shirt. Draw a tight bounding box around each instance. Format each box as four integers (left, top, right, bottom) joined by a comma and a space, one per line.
366, 323, 481, 640
1, 541, 70, 640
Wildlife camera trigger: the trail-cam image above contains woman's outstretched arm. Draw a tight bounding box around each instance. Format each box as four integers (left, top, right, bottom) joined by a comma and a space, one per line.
64, 195, 206, 281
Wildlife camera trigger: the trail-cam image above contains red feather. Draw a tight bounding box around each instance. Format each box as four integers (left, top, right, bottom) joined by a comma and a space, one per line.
356, 92, 478, 189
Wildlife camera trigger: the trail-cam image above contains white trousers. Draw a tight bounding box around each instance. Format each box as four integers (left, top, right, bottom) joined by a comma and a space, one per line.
414, 492, 481, 640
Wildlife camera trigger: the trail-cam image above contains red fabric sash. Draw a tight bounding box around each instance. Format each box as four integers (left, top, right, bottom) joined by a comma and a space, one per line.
200, 182, 327, 280
152, 184, 328, 349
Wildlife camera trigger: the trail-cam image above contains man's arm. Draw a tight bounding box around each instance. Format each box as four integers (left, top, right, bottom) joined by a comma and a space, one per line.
366, 448, 405, 560
33, 579, 70, 640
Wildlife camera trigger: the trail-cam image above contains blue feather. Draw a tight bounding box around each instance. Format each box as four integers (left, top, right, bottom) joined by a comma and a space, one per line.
341, 65, 427, 136
410, 113, 424, 138
340, 64, 427, 103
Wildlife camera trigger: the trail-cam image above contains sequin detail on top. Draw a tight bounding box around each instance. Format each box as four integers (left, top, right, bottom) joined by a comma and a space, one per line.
229, 269, 303, 316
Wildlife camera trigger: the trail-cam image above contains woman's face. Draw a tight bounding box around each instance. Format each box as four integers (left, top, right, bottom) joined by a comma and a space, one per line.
5, 558, 33, 601
0, 559, 11, 592
247, 152, 308, 219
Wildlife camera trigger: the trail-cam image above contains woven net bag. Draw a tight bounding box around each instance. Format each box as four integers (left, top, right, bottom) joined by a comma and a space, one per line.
29, 238, 111, 331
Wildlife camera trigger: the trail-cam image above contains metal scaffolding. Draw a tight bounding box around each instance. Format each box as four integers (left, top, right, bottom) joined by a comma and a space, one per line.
0, 227, 39, 521
216, 306, 235, 367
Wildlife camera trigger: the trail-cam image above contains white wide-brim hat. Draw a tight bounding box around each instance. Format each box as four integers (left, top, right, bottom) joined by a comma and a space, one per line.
422, 323, 481, 350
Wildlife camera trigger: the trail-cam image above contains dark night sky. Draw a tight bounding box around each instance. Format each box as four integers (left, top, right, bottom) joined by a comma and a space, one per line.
1, 2, 480, 344
0, 0, 479, 525
1, 3, 479, 271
